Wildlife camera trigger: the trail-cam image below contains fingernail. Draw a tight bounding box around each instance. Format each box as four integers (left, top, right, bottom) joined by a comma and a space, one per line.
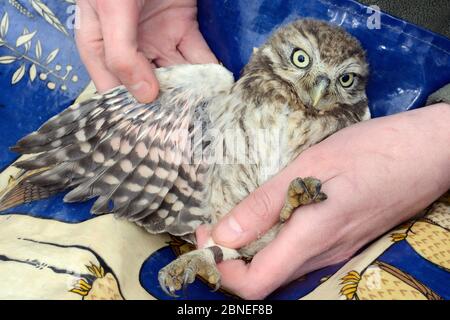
215, 216, 243, 244
130, 81, 152, 103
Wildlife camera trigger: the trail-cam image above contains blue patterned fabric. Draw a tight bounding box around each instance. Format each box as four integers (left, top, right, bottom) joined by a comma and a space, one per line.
0, 0, 449, 300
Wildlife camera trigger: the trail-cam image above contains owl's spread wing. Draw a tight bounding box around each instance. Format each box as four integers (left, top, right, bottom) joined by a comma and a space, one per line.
7, 64, 235, 235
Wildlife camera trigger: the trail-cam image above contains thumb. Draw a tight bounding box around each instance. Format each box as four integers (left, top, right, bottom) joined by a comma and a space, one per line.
211, 147, 328, 249
97, 0, 159, 103
178, 28, 218, 64
211, 172, 291, 249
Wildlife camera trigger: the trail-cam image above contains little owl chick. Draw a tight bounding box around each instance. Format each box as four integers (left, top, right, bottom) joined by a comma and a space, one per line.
5, 19, 370, 297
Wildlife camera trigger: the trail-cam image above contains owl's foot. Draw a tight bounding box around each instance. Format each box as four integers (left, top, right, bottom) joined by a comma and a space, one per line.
280, 177, 327, 222
158, 248, 220, 297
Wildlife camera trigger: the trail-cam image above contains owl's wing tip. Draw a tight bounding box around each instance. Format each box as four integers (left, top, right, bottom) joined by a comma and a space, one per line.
9, 145, 20, 153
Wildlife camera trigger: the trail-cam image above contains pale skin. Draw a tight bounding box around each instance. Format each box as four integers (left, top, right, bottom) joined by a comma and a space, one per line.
75, 0, 450, 299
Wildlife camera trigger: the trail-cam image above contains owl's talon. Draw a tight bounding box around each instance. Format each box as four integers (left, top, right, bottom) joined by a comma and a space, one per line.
158, 249, 221, 296
183, 267, 196, 289
158, 271, 179, 297
314, 181, 321, 195
280, 176, 327, 222
315, 191, 327, 202
211, 280, 221, 293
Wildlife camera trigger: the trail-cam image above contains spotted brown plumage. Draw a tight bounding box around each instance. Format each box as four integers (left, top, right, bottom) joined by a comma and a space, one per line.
5, 19, 370, 296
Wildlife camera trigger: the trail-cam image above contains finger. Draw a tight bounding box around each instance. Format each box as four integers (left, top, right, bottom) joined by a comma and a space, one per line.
178, 28, 218, 64
75, 0, 121, 91
218, 176, 348, 299
152, 49, 189, 68
215, 260, 252, 294
96, 0, 159, 103
240, 182, 352, 297
217, 242, 297, 300
218, 217, 318, 298
199, 223, 293, 299
196, 226, 276, 298
211, 149, 328, 248
211, 178, 288, 248
195, 224, 212, 248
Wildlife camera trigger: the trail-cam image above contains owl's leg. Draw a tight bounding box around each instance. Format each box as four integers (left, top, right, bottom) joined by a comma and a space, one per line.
279, 177, 327, 222
158, 242, 240, 297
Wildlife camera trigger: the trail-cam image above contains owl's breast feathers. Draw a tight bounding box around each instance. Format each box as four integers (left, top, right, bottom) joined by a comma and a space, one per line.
203, 73, 369, 221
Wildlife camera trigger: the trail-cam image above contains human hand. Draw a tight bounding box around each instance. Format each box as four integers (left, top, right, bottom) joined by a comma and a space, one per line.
197, 103, 450, 299
75, 0, 217, 103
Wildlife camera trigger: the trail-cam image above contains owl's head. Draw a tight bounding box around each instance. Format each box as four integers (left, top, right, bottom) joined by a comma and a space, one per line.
242, 19, 369, 117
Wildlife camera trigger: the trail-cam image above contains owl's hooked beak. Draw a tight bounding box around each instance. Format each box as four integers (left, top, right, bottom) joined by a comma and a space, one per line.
311, 76, 330, 108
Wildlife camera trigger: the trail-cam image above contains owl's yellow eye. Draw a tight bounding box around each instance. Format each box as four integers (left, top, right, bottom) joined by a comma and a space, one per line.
339, 73, 355, 87
291, 49, 310, 69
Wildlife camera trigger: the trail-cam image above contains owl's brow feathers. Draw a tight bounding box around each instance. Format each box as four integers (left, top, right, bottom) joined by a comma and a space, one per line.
300, 20, 366, 64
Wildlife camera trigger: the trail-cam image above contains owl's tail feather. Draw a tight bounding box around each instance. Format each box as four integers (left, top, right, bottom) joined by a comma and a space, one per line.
0, 182, 60, 211
0, 170, 61, 211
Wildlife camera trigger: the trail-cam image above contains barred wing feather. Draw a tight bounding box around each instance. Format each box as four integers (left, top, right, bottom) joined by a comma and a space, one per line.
7, 64, 235, 236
